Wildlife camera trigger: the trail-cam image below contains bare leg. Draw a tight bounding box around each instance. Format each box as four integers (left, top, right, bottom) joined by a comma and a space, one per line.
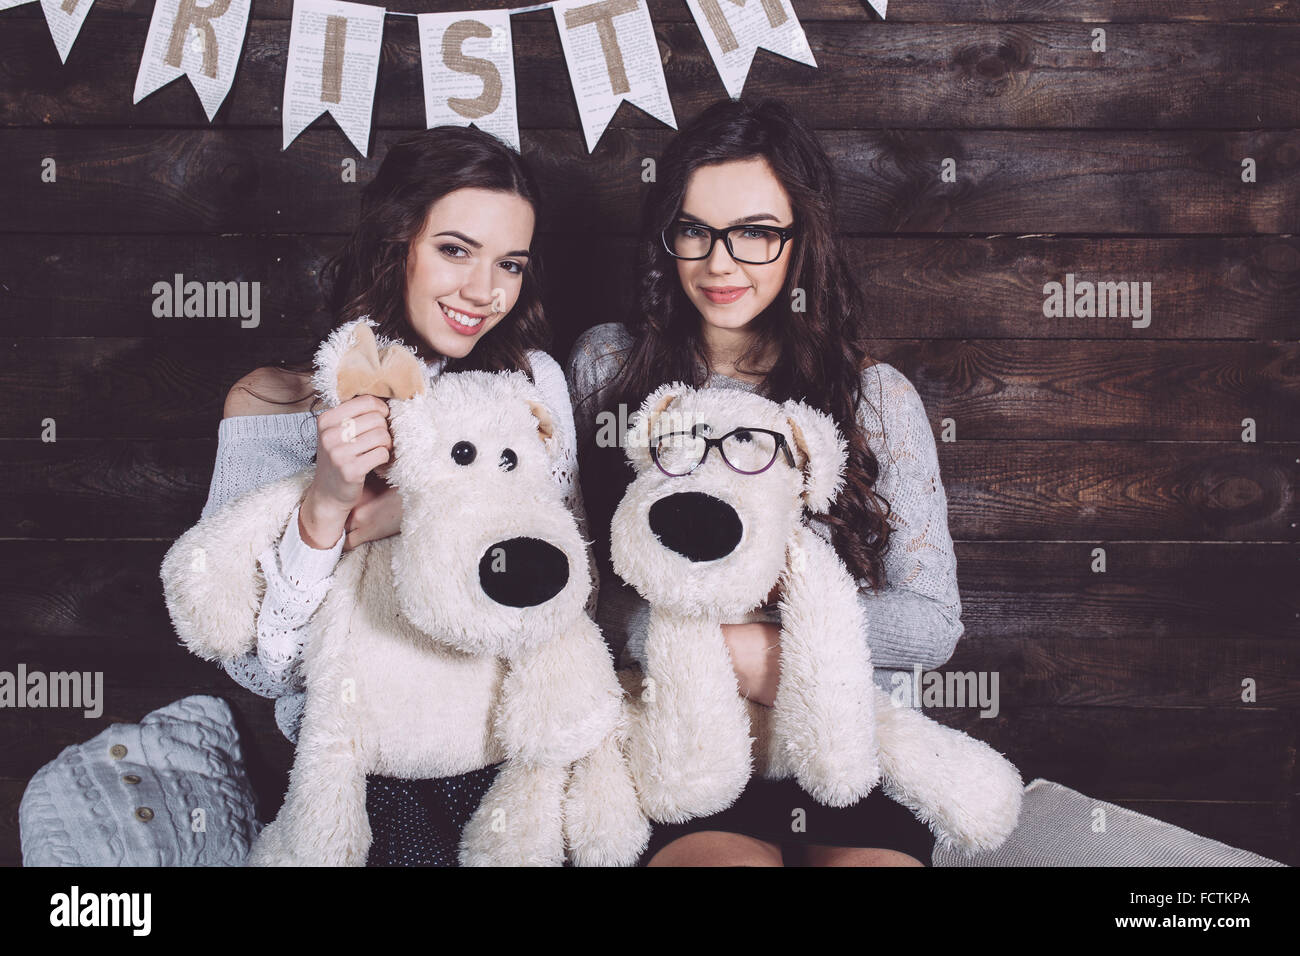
797, 844, 924, 867
647, 832, 784, 867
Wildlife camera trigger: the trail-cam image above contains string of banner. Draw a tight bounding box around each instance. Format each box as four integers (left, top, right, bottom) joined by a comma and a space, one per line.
3, 0, 887, 154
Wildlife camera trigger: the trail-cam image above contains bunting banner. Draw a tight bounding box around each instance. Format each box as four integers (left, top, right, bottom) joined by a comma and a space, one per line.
282, 0, 385, 156
0, 0, 894, 155
684, 0, 816, 100
417, 9, 520, 151
39, 0, 96, 64
133, 0, 252, 122
551, 0, 677, 153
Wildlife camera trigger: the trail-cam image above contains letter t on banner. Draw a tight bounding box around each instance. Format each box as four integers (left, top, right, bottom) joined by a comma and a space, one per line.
551, 0, 676, 154
684, 0, 816, 100
282, 0, 385, 156
417, 11, 519, 151
134, 0, 252, 121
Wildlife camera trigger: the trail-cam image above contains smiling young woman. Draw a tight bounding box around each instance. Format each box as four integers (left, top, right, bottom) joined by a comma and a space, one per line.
567, 97, 966, 867
194, 126, 591, 866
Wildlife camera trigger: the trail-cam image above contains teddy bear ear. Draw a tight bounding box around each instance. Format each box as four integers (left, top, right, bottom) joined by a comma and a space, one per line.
625, 382, 689, 470
311, 317, 427, 409
781, 399, 848, 514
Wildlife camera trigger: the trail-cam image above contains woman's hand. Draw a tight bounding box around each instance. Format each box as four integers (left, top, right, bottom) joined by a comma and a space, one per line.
340, 473, 404, 552
299, 395, 393, 549
721, 622, 781, 707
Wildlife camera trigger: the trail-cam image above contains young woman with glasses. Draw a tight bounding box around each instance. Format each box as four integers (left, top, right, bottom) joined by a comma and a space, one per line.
566, 97, 965, 867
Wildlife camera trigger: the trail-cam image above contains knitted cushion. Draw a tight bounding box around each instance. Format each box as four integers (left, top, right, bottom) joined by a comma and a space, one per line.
19, 695, 260, 866
933, 778, 1285, 867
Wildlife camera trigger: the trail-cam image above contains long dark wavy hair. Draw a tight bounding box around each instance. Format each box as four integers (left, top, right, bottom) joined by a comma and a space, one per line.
589, 97, 894, 590
236, 125, 551, 434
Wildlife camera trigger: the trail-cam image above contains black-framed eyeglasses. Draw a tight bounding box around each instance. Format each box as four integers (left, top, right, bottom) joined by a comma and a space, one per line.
661, 220, 797, 265
650, 425, 797, 478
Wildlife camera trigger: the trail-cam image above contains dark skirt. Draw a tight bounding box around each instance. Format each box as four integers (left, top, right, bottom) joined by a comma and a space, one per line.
639, 776, 936, 866
364, 763, 502, 867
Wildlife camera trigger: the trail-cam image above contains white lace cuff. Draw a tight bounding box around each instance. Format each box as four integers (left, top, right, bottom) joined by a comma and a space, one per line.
278, 503, 345, 586
254, 506, 342, 683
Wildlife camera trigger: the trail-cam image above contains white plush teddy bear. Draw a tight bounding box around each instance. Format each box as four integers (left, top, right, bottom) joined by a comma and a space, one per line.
161, 319, 648, 866
612, 383, 1023, 853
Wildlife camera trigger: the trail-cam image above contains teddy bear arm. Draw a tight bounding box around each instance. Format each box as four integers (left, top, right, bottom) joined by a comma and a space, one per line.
771, 523, 880, 807
562, 722, 650, 866
627, 610, 754, 822
458, 760, 568, 866
871, 686, 1024, 854
496, 618, 623, 767
161, 468, 316, 663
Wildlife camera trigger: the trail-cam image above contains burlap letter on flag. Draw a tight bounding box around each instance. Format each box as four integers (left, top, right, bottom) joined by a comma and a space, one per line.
551, 0, 676, 153
282, 0, 385, 156
36, 0, 96, 64
133, 0, 251, 121
684, 0, 816, 99
417, 10, 519, 151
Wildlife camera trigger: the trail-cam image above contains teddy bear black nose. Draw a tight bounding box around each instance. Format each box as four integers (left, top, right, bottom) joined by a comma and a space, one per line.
478, 537, 570, 607
648, 492, 742, 562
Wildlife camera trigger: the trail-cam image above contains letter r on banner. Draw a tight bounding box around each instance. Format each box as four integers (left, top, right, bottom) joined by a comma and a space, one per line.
164, 0, 232, 78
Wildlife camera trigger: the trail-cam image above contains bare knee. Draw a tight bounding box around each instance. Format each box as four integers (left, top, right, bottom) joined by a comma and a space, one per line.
648, 831, 784, 867
800, 845, 925, 867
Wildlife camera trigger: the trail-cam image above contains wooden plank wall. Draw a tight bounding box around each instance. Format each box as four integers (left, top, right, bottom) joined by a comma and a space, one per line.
0, 0, 1296, 865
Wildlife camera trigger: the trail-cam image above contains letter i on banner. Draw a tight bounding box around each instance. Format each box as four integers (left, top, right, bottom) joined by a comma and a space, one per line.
35, 0, 96, 64
684, 0, 817, 100
283, 0, 385, 156
134, 0, 252, 121
417, 11, 519, 151
551, 0, 676, 153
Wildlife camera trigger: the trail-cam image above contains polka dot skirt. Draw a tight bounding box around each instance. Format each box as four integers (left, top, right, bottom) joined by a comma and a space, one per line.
365, 763, 502, 867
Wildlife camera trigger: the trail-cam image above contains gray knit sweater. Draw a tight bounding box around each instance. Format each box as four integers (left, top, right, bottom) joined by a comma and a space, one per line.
566, 322, 965, 693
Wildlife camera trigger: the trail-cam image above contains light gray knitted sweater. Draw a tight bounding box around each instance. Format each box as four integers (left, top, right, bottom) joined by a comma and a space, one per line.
565, 322, 965, 692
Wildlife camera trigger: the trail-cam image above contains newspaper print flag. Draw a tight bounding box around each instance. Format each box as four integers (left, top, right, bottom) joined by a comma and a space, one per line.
417, 10, 520, 151
35, 0, 95, 63
551, 0, 676, 153
282, 0, 385, 156
133, 0, 251, 121
684, 0, 816, 100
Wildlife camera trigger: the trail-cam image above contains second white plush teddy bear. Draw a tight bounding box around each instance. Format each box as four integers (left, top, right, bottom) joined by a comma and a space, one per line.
612, 383, 1023, 853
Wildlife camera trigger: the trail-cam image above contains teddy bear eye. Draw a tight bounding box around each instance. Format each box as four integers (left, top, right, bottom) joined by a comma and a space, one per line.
451, 441, 476, 465
499, 448, 518, 471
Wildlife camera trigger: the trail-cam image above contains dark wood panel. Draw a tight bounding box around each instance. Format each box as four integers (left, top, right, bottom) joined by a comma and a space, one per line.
4, 0, 1295, 22
4, 22, 1296, 129
3, 236, 1296, 341
956, 542, 1299, 641
0, 129, 1294, 234
3, 338, 1297, 439
930, 707, 1293, 802
0, 437, 1293, 539
946, 634, 1299, 708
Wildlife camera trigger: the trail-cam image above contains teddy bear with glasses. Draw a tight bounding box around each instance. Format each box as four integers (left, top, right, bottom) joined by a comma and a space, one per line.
611, 383, 1023, 854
